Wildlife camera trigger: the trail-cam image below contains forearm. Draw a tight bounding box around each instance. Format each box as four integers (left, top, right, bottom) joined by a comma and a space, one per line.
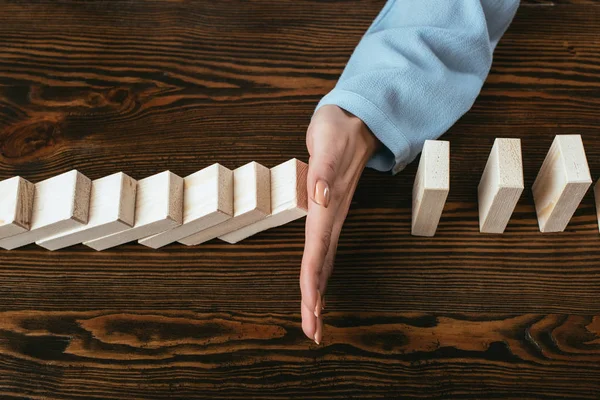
316, 0, 520, 173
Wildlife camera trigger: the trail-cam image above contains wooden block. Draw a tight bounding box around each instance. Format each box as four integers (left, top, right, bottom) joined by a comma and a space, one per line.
593, 179, 600, 232
36, 172, 137, 251
219, 159, 307, 244
532, 134, 592, 233
84, 171, 183, 251
478, 138, 524, 234
138, 164, 233, 249
411, 140, 449, 237
0, 170, 92, 250
178, 162, 270, 246
0, 176, 34, 240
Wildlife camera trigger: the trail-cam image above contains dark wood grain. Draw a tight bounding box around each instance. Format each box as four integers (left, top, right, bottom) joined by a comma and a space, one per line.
0, 311, 599, 399
1, 0, 599, 398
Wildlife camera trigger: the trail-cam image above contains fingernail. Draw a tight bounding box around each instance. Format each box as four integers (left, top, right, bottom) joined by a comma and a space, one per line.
314, 179, 330, 208
314, 316, 323, 345
314, 290, 322, 318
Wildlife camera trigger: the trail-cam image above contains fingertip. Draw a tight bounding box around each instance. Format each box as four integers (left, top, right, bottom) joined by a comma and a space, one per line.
299, 265, 318, 314
314, 315, 323, 345
301, 301, 317, 340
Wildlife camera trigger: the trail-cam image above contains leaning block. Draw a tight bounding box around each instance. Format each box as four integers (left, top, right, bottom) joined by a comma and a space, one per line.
179, 162, 270, 246
532, 135, 591, 233
0, 176, 34, 240
219, 159, 308, 244
84, 171, 183, 251
478, 138, 524, 234
0, 170, 92, 250
138, 164, 234, 249
36, 173, 137, 250
411, 140, 449, 237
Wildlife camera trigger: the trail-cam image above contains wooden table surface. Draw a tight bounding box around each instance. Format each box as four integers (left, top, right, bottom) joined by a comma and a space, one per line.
1, 0, 599, 398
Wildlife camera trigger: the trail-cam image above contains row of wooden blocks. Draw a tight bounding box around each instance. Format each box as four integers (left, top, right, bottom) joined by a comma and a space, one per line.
413, 134, 594, 236
0, 134, 594, 250
0, 159, 308, 250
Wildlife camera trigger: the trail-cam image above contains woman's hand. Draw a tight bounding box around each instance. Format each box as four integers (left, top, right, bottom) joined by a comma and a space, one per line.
301, 104, 379, 344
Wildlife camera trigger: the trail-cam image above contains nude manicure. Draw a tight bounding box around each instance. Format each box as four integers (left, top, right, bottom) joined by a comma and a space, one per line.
314, 179, 330, 208
314, 316, 323, 345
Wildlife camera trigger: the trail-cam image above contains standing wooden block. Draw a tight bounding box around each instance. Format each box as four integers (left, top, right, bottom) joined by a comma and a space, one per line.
138, 164, 234, 249
219, 159, 307, 244
478, 138, 524, 234
84, 171, 183, 251
36, 173, 137, 251
593, 179, 600, 232
179, 162, 270, 246
0, 170, 92, 250
411, 140, 449, 237
0, 176, 34, 240
532, 134, 592, 233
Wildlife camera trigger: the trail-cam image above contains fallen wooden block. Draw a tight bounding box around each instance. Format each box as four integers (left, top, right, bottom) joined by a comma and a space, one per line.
179, 161, 270, 246
0, 170, 92, 250
0, 176, 35, 240
84, 171, 183, 251
478, 138, 524, 234
36, 172, 137, 251
532, 134, 592, 233
138, 164, 234, 249
219, 159, 308, 244
411, 140, 450, 237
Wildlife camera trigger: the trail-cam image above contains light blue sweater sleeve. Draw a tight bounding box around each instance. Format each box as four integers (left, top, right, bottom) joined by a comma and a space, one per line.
316, 0, 519, 173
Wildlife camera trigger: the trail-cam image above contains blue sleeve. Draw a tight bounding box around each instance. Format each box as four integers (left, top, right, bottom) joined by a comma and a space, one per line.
315, 0, 520, 174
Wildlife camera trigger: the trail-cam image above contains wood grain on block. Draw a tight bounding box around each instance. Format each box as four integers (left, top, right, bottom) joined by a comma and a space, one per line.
138, 164, 233, 249
179, 162, 270, 246
84, 171, 183, 251
0, 177, 34, 240
36, 173, 137, 251
478, 138, 524, 234
411, 140, 449, 237
219, 159, 307, 244
532, 135, 592, 233
0, 170, 92, 250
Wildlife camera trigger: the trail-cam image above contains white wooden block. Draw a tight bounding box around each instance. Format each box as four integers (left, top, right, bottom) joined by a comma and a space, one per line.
219, 159, 307, 244
84, 171, 183, 251
36, 172, 137, 251
532, 134, 592, 233
478, 138, 524, 234
411, 140, 449, 237
0, 170, 92, 250
178, 162, 270, 246
0, 176, 34, 240
138, 164, 233, 249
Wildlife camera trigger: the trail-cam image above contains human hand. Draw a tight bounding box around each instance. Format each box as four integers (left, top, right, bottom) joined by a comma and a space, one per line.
301, 104, 379, 344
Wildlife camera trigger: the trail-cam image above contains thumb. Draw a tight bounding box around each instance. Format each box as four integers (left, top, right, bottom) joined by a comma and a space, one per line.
307, 144, 340, 209
305, 111, 348, 207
